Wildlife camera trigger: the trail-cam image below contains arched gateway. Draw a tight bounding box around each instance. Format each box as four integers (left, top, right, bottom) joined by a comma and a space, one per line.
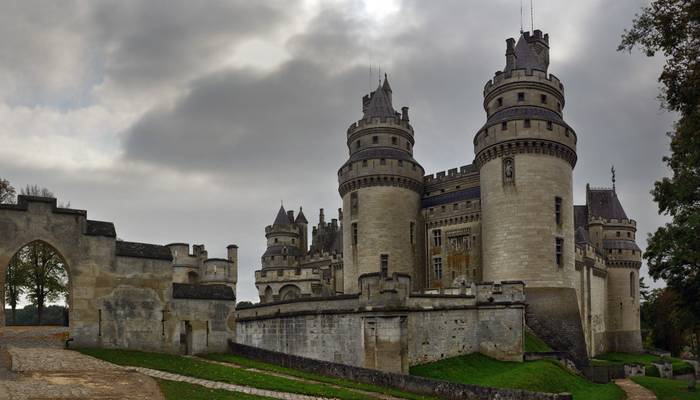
0, 196, 237, 354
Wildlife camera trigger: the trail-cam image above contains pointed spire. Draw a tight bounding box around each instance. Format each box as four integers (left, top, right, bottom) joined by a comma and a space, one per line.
363, 77, 395, 119
295, 207, 308, 224
273, 205, 290, 226
382, 73, 392, 93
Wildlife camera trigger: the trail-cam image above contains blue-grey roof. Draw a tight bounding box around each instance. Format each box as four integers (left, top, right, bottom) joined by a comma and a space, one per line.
363, 80, 395, 119
603, 240, 641, 252
273, 205, 290, 226
588, 189, 628, 220
482, 107, 572, 131
422, 187, 481, 208
116, 241, 173, 261
513, 35, 547, 71
172, 283, 235, 301
295, 208, 308, 224
346, 147, 418, 165
262, 245, 303, 258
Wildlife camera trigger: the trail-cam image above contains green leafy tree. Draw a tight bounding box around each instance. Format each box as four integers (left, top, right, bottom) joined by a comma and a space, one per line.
23, 241, 68, 324
620, 0, 700, 359
0, 178, 15, 204
4, 253, 29, 324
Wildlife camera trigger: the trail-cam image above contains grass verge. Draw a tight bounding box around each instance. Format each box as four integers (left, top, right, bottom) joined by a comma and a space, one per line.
631, 376, 700, 400
524, 330, 553, 352
77, 348, 384, 400
592, 352, 695, 376
410, 353, 624, 400
157, 379, 275, 400
203, 353, 435, 400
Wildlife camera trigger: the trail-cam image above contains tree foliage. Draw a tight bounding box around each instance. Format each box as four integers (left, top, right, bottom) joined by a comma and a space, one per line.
0, 178, 15, 204
4, 255, 29, 324
620, 0, 700, 358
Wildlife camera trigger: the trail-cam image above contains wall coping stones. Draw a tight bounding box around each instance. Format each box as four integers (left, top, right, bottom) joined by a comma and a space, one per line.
228, 341, 572, 400
172, 283, 235, 301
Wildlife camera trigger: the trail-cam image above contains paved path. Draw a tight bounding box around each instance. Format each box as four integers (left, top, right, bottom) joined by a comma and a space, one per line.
614, 379, 657, 400
129, 366, 335, 400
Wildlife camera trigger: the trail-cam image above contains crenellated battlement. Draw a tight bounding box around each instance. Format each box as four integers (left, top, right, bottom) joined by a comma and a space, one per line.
423, 164, 477, 182
347, 116, 414, 137
588, 216, 637, 227
484, 69, 563, 98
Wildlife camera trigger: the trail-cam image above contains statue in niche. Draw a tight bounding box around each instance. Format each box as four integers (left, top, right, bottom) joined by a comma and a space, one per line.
503, 157, 515, 184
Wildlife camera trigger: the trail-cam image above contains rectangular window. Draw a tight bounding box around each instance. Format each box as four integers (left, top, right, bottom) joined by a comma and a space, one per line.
380, 158, 386, 165
501, 121, 507, 130
556, 238, 563, 267
380, 254, 389, 276
351, 192, 359, 216
555, 196, 562, 225
497, 97, 503, 107
433, 229, 442, 247
410, 221, 415, 245
547, 121, 553, 130
362, 160, 368, 167
453, 203, 459, 210
541, 94, 547, 104
406, 142, 410, 150
392, 137, 398, 145
352, 222, 358, 245
372, 135, 378, 143
398, 160, 403, 167
356, 140, 361, 149
524, 119, 531, 128
517, 92, 525, 101
433, 257, 443, 279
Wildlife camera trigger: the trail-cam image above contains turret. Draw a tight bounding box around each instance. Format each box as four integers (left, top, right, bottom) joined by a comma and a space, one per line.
295, 207, 308, 253
477, 30, 578, 289
262, 205, 301, 269
338, 74, 425, 293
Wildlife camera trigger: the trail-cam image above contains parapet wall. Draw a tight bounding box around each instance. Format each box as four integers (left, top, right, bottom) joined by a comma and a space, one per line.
484, 69, 563, 98
236, 275, 525, 373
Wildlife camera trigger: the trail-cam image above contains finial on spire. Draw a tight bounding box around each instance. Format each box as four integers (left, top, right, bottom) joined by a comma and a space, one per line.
520, 0, 524, 33
611, 165, 616, 192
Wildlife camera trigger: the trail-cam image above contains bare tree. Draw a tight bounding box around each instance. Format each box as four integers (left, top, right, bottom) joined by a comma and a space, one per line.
0, 178, 16, 204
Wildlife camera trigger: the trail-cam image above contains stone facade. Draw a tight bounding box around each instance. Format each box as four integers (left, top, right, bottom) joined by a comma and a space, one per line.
252, 28, 643, 367
237, 274, 525, 373
0, 196, 237, 355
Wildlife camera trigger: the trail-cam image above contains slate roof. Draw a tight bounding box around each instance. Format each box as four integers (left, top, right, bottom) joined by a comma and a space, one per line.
481, 107, 572, 131
422, 187, 481, 208
573, 205, 588, 230
575, 226, 591, 245
603, 239, 641, 252
115, 241, 173, 261
262, 245, 303, 258
172, 283, 235, 301
273, 205, 290, 226
346, 148, 419, 165
295, 208, 308, 224
588, 189, 628, 220
513, 35, 548, 71
85, 220, 116, 238
363, 80, 395, 119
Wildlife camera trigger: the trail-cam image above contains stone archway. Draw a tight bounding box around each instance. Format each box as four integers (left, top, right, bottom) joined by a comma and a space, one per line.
4, 239, 71, 326
278, 284, 301, 301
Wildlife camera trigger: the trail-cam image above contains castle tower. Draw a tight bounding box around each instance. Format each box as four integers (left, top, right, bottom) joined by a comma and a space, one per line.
261, 205, 302, 269
475, 31, 587, 363
476, 30, 578, 288
338, 75, 425, 293
295, 207, 308, 253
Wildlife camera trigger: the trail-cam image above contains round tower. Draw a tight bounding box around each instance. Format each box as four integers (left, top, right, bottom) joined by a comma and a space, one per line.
475, 30, 578, 289
262, 205, 301, 269
338, 75, 425, 293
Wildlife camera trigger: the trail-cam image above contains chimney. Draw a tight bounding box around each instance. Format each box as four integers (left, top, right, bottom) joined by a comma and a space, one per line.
401, 106, 409, 121
505, 38, 516, 71
319, 208, 325, 224
287, 210, 294, 223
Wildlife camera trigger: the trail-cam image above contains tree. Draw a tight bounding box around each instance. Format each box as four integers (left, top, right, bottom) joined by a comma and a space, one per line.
0, 178, 15, 204
20, 185, 70, 208
23, 241, 68, 324
4, 253, 29, 324
620, 0, 700, 360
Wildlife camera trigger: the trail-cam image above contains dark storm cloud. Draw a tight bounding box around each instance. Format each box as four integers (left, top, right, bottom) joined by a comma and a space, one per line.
89, 0, 298, 91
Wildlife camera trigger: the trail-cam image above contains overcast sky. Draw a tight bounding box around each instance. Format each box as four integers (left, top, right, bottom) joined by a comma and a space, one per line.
1, 0, 673, 302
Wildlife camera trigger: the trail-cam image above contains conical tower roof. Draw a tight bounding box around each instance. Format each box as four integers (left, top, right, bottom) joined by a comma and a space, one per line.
363, 77, 395, 119
273, 205, 290, 226
295, 207, 308, 224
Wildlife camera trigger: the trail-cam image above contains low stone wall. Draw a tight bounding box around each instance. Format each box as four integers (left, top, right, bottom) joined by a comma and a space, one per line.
236, 274, 525, 373
229, 341, 572, 400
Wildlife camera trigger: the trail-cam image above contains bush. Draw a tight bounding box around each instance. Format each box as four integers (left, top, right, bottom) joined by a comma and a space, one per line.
646, 365, 660, 377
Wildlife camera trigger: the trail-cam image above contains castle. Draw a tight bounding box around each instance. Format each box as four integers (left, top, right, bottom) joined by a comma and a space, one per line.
251, 29, 642, 364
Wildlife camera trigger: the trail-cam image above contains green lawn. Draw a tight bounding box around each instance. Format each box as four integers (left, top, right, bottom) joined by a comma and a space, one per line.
203, 353, 435, 400
157, 379, 275, 400
77, 348, 383, 400
410, 353, 624, 400
524, 330, 553, 352
593, 352, 695, 375
631, 376, 700, 400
